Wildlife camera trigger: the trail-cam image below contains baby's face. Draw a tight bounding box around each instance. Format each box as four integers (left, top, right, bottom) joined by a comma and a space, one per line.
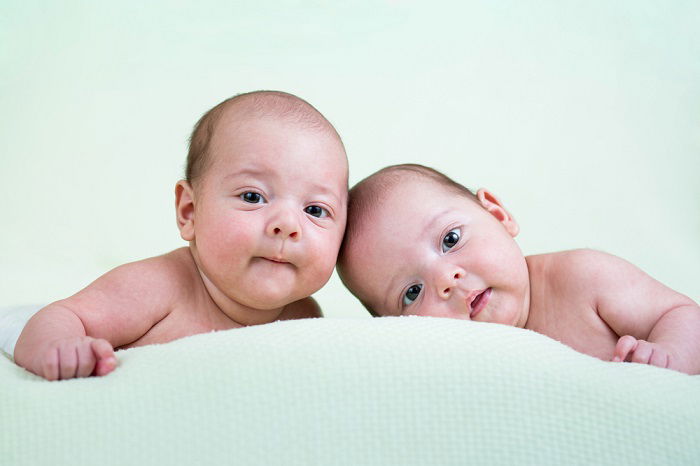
191, 115, 347, 310
344, 179, 530, 327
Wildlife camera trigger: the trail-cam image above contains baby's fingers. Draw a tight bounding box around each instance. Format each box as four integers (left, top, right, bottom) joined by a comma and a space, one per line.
612, 335, 637, 362
75, 341, 97, 378
629, 342, 653, 364
58, 341, 79, 380
40, 347, 60, 381
90, 339, 117, 376
648, 346, 670, 369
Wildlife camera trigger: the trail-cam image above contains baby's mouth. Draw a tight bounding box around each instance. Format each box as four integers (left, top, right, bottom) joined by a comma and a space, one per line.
261, 256, 290, 264
469, 288, 492, 318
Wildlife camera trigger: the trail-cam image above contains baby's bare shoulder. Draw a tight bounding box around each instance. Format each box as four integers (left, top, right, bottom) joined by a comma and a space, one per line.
528, 249, 627, 298
278, 297, 323, 321
526, 250, 626, 332
53, 248, 200, 347
104, 248, 196, 292
149, 247, 200, 281
537, 248, 622, 278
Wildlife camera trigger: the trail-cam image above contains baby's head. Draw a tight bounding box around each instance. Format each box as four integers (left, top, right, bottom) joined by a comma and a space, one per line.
176, 91, 348, 310
338, 164, 530, 327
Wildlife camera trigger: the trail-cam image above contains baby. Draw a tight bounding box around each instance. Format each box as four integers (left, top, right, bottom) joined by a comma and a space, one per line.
337, 164, 700, 374
14, 91, 348, 380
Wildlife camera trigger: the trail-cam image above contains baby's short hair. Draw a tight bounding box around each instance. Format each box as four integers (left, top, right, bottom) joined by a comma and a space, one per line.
337, 164, 477, 316
186, 90, 344, 187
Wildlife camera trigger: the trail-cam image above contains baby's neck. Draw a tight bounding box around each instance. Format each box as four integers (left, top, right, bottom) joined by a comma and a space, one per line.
523, 253, 559, 332
203, 277, 285, 327
520, 254, 546, 330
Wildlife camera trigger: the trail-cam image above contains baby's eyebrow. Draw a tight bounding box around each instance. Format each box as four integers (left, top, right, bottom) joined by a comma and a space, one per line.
382, 274, 403, 313
223, 167, 267, 181
306, 181, 343, 205
423, 209, 451, 235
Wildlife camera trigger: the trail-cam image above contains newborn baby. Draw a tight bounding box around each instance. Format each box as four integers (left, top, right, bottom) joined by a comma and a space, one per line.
15, 91, 348, 380
337, 164, 700, 374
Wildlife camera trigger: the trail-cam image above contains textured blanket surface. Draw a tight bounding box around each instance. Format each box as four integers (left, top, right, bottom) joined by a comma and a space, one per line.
1, 317, 699, 465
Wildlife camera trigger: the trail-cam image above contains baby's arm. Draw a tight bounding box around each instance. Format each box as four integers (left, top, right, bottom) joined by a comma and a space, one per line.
13, 303, 118, 380
581, 250, 700, 374
14, 255, 181, 380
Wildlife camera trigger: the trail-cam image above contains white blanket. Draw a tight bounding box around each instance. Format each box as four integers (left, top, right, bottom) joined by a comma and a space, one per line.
2, 316, 699, 465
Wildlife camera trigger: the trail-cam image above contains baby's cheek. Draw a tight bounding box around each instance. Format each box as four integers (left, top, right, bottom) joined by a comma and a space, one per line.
480, 243, 518, 274
301, 234, 339, 284
205, 218, 258, 259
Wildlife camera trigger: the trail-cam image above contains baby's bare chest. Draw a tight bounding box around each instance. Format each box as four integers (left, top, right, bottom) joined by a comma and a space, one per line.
119, 302, 237, 349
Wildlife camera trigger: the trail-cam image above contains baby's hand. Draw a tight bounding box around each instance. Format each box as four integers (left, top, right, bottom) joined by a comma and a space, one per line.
612, 335, 670, 369
36, 337, 117, 381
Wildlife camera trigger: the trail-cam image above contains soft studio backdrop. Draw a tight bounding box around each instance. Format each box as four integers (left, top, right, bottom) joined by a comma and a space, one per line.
1, 1, 698, 318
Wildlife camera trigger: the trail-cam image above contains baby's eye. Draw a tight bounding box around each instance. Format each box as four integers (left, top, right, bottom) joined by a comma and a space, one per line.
403, 284, 422, 306
442, 228, 460, 253
241, 192, 265, 204
304, 205, 329, 218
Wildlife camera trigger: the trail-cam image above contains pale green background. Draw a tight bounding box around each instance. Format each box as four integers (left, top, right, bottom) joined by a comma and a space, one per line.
1, 1, 698, 318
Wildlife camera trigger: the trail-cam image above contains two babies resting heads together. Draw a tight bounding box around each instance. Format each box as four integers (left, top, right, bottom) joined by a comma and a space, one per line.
14, 91, 700, 380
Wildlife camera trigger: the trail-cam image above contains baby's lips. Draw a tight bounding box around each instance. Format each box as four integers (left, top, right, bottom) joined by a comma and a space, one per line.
259, 254, 297, 267
263, 256, 290, 264
468, 288, 492, 318
465, 288, 487, 309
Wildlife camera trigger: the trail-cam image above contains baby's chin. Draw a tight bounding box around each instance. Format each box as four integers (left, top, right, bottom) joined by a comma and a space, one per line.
233, 263, 334, 309
241, 292, 299, 310
237, 283, 316, 310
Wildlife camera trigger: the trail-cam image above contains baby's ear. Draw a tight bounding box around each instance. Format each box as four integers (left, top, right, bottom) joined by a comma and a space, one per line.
175, 180, 196, 241
476, 189, 519, 237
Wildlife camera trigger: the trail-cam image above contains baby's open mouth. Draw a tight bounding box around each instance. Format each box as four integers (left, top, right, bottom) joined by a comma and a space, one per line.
469, 288, 492, 318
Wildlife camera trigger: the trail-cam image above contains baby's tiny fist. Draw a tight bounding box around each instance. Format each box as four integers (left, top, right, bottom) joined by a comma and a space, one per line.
613, 335, 638, 362
90, 338, 117, 376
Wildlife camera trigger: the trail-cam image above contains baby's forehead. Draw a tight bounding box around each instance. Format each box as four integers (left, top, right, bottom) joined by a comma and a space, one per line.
217, 106, 346, 157
203, 116, 347, 194
368, 171, 458, 199
350, 176, 479, 248
365, 175, 453, 212
208, 108, 345, 159
349, 183, 428, 247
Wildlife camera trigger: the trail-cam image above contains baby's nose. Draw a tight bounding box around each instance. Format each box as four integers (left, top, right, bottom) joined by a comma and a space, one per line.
437, 270, 463, 300
273, 227, 298, 238
266, 206, 301, 240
